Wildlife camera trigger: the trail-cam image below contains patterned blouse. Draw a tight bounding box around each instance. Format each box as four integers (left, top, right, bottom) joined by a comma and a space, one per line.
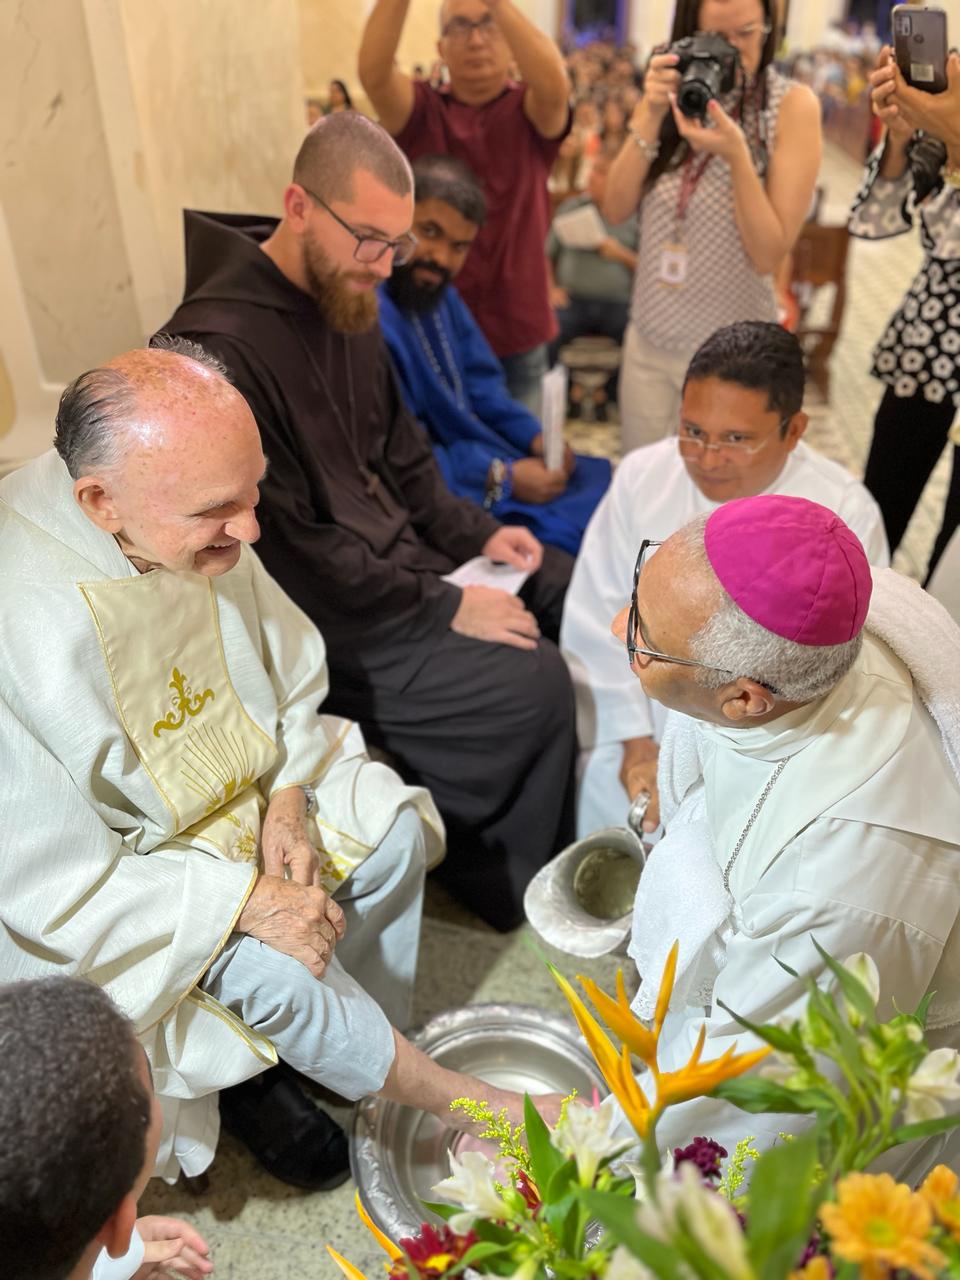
629, 65, 793, 355
849, 145, 960, 409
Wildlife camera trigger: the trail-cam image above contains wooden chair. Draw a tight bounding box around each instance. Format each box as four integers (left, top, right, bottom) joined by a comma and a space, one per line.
788, 222, 851, 403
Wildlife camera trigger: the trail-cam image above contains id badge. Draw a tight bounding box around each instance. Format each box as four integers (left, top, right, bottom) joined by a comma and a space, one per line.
658, 243, 688, 287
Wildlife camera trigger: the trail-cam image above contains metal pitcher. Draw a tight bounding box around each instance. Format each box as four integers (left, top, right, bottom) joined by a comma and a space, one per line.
523, 793, 651, 958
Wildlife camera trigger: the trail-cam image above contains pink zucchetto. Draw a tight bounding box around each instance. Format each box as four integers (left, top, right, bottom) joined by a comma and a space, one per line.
703, 495, 872, 646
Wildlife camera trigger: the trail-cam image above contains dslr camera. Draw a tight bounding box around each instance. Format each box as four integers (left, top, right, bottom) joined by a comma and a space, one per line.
669, 33, 741, 120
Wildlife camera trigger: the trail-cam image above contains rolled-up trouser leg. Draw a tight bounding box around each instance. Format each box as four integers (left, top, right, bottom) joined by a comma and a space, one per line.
201, 937, 396, 1099
332, 803, 425, 1032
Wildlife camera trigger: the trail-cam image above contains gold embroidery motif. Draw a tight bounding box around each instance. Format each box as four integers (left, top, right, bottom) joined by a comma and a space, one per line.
153, 667, 216, 737
180, 724, 255, 815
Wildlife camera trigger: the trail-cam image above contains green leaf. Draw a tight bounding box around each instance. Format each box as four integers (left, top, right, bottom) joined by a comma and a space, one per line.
545, 1157, 578, 1204
578, 1190, 687, 1280
457, 1242, 514, 1269
524, 1093, 565, 1194
715, 999, 807, 1056
888, 1111, 960, 1146
774, 956, 800, 979
914, 990, 936, 1026
419, 1199, 457, 1222
471, 1219, 521, 1246
712, 1076, 836, 1116
812, 938, 876, 1025
745, 1130, 822, 1280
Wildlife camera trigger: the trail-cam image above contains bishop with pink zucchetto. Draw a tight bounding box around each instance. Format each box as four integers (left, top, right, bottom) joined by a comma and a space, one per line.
608, 494, 960, 1182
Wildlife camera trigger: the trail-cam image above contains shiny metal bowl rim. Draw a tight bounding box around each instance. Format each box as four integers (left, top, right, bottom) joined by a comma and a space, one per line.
350, 1002, 605, 1242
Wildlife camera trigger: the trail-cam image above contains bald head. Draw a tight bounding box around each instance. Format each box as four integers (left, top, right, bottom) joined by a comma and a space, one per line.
63, 340, 266, 577
55, 338, 239, 480
292, 111, 412, 206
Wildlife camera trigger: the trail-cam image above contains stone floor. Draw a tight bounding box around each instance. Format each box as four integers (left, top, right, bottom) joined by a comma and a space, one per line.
140, 142, 950, 1275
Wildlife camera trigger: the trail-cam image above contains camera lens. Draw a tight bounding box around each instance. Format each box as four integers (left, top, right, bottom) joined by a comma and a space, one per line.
913, 32, 925, 43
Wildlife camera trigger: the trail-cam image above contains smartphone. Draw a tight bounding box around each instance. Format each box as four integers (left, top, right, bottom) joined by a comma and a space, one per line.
892, 4, 949, 93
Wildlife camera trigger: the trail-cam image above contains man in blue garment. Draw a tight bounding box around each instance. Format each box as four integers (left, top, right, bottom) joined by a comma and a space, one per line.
379, 154, 611, 557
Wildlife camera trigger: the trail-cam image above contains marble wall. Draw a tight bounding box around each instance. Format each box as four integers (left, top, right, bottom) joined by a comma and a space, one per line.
1, 0, 307, 463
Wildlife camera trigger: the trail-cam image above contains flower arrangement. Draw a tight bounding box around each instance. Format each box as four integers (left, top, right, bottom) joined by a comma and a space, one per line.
329, 941, 960, 1280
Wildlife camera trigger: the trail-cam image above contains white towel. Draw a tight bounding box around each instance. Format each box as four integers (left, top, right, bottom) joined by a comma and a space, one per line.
628, 568, 960, 1018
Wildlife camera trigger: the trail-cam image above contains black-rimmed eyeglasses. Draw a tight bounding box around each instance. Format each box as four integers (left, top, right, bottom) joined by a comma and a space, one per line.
300, 185, 418, 265
627, 539, 733, 676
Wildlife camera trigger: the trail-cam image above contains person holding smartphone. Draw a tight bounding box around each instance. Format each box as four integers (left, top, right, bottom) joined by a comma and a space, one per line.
603, 0, 821, 453
850, 41, 960, 582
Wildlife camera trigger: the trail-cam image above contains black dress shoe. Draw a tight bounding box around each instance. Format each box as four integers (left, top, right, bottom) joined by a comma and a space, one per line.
218, 1065, 350, 1191
594, 401, 609, 423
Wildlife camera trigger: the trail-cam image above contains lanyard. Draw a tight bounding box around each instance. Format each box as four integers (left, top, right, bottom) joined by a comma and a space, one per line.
675, 152, 714, 226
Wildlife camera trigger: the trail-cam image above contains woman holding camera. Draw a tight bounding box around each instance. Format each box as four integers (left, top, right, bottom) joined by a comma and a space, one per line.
605, 0, 821, 452
852, 48, 960, 583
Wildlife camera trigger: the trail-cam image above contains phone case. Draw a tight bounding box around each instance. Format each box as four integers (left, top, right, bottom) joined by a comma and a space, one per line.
893, 4, 949, 94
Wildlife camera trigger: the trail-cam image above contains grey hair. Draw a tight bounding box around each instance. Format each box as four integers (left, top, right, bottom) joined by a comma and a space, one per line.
0, 978, 152, 1280
676, 515, 863, 703
293, 110, 413, 203
53, 335, 228, 479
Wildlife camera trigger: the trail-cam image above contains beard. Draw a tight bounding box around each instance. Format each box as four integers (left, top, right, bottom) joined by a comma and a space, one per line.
385, 259, 452, 314
302, 230, 380, 334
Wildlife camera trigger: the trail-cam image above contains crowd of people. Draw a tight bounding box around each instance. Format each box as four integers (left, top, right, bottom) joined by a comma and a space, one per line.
2, 2, 960, 1277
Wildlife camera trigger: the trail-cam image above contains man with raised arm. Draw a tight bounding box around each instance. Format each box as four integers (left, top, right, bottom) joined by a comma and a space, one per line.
358, 0, 570, 410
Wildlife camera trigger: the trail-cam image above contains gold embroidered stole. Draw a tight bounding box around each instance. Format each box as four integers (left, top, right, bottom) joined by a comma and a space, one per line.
80, 570, 278, 864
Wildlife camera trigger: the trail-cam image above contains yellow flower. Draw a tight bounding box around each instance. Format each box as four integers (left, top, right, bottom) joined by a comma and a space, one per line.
327, 1247, 370, 1280
789, 1257, 831, 1280
820, 1172, 947, 1280
920, 1163, 960, 1241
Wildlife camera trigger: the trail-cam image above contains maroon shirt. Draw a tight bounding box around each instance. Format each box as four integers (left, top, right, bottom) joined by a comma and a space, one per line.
394, 80, 567, 358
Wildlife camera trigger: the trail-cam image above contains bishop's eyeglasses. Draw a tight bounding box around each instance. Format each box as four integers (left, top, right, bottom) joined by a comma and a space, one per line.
627, 539, 733, 676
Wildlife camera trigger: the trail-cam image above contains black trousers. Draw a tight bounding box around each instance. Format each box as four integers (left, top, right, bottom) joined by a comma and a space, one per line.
328, 548, 577, 931
863, 385, 960, 582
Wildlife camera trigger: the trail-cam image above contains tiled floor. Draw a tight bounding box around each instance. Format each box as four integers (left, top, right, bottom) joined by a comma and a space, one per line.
140, 142, 950, 1274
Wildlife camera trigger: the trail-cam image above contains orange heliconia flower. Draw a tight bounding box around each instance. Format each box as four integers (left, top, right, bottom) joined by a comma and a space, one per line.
551, 941, 770, 1141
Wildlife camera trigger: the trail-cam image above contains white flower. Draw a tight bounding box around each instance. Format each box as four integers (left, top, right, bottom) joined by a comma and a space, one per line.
841, 952, 880, 1025
605, 1244, 655, 1280
553, 1097, 632, 1187
637, 1164, 752, 1280
905, 1048, 960, 1124
432, 1149, 509, 1232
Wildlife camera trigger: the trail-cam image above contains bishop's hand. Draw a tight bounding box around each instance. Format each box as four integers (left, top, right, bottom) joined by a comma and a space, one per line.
262, 785, 320, 886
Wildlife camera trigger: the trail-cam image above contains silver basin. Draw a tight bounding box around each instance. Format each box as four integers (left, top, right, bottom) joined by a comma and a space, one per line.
351, 1003, 606, 1240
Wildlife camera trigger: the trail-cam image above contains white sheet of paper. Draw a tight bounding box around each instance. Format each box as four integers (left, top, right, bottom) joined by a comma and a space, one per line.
552, 202, 607, 251
540, 363, 568, 471
442, 556, 530, 595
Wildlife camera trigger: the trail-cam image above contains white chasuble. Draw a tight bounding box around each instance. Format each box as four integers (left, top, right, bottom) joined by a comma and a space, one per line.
0, 450, 444, 1174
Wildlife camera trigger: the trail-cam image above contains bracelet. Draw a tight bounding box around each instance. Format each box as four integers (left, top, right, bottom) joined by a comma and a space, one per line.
483, 458, 513, 509
629, 130, 660, 160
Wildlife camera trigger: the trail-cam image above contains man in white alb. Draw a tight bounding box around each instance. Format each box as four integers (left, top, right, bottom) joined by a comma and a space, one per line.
561, 321, 888, 836
0, 340, 539, 1192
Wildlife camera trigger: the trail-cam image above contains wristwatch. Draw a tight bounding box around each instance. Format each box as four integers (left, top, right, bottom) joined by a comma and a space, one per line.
483, 457, 513, 509
301, 784, 317, 816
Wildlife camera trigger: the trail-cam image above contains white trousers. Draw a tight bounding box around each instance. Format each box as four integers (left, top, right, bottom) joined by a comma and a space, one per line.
200, 804, 425, 1101
618, 325, 694, 455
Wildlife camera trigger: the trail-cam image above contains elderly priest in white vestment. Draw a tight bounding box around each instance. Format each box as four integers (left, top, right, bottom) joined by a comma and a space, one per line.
0, 342, 530, 1189
612, 494, 960, 1179
561, 322, 888, 837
